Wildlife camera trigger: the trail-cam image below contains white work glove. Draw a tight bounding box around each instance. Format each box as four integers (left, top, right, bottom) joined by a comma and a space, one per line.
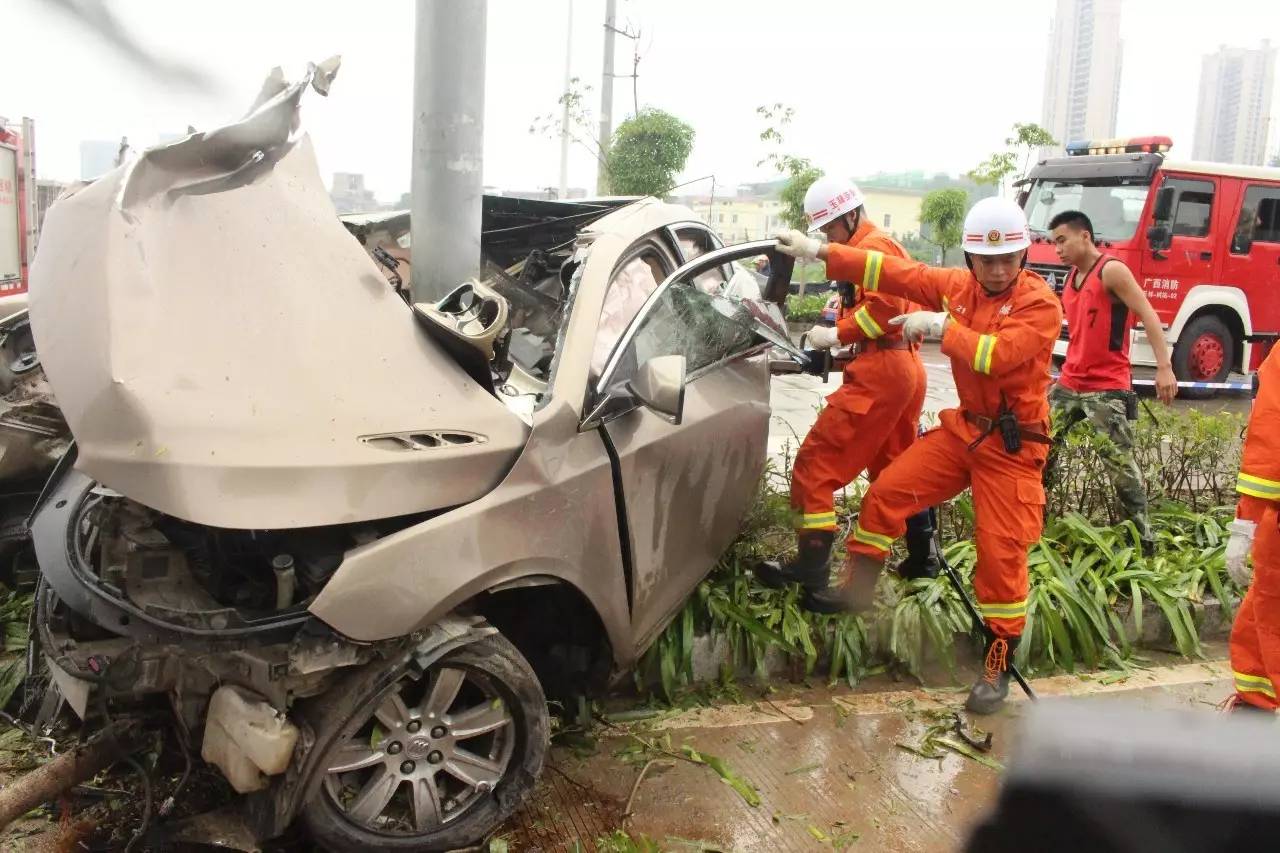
890, 311, 949, 343
804, 325, 841, 350
774, 229, 822, 261
1225, 519, 1257, 586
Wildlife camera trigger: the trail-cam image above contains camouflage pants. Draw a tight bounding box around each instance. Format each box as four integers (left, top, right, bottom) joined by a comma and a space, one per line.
1045, 385, 1153, 548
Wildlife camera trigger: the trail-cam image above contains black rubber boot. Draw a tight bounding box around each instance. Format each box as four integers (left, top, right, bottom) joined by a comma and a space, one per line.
803, 554, 884, 614
755, 530, 834, 593
965, 635, 1019, 715
894, 509, 940, 580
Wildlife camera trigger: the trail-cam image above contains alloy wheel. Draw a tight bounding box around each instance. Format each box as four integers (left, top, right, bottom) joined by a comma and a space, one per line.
321, 664, 516, 834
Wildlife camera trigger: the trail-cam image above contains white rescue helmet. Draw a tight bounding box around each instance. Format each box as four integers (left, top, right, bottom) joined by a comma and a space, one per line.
961, 197, 1031, 256
803, 175, 866, 233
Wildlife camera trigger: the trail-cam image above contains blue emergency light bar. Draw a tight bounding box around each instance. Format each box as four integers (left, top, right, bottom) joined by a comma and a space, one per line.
1065, 136, 1173, 156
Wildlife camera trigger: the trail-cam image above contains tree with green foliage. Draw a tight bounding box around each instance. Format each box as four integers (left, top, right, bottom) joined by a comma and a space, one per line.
1008, 122, 1058, 175
969, 122, 1057, 189
755, 103, 821, 230
967, 151, 1018, 188
528, 77, 604, 180
919, 188, 967, 266
778, 164, 823, 231
604, 108, 696, 197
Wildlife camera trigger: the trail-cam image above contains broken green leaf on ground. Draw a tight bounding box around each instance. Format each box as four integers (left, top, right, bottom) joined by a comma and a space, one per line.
933, 735, 1004, 771
897, 712, 1004, 771
681, 745, 762, 807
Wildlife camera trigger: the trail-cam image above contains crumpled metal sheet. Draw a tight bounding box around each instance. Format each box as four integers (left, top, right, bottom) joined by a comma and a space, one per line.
118, 56, 341, 211
28, 61, 530, 530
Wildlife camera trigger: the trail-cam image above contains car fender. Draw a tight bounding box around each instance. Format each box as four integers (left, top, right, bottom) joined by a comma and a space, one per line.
309, 398, 636, 667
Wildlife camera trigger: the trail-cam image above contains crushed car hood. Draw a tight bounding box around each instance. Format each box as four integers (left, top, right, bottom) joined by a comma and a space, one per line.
28, 60, 531, 529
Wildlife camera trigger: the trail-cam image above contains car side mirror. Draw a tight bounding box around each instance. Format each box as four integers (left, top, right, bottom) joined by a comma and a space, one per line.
1146, 224, 1172, 252
627, 355, 686, 425
1152, 185, 1176, 222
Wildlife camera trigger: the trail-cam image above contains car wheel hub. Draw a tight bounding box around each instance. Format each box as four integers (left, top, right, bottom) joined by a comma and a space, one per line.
406, 736, 433, 760
321, 664, 516, 835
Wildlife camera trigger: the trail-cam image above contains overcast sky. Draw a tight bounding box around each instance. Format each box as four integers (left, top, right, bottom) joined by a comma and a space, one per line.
6, 0, 1279, 200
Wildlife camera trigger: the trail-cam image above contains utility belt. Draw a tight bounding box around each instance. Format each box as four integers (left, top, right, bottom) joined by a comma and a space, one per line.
832, 338, 916, 370
963, 409, 1052, 454
851, 338, 915, 355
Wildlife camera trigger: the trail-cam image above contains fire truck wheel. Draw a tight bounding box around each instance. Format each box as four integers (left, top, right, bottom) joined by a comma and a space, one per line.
1172, 314, 1233, 399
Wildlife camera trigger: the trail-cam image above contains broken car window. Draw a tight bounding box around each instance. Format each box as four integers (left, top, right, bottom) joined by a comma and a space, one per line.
608, 279, 759, 392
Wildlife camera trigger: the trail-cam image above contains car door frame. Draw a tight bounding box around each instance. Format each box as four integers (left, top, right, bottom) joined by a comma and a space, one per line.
585, 239, 796, 427
580, 240, 799, 648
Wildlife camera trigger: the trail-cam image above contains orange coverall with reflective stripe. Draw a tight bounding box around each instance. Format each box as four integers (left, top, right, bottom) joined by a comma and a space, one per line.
1229, 345, 1280, 710
825, 246, 1062, 637
788, 219, 927, 533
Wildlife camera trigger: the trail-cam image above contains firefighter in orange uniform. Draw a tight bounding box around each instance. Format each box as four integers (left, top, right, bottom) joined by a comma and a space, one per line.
775, 197, 1062, 714
757, 175, 938, 601
1225, 344, 1280, 712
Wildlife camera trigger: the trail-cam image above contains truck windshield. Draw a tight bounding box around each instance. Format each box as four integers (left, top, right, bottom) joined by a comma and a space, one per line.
1024, 178, 1151, 241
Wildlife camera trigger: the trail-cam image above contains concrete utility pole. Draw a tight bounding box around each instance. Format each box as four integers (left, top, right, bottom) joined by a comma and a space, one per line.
596, 0, 617, 195
410, 0, 487, 304
21, 118, 36, 263
558, 0, 574, 199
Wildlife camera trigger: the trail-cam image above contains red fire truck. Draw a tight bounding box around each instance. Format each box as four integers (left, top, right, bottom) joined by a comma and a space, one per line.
0, 118, 35, 318
1020, 136, 1280, 386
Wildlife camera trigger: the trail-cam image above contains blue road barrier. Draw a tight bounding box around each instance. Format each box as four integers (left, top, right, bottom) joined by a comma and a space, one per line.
1050, 374, 1255, 394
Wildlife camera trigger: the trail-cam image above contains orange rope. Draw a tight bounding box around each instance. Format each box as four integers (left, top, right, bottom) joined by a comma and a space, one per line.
983, 638, 1009, 685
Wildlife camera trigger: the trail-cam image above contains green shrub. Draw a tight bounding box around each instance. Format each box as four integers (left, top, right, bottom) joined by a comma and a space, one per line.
785, 293, 829, 324
1047, 405, 1243, 522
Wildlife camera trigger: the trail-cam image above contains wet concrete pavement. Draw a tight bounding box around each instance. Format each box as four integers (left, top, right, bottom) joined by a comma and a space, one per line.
506, 660, 1233, 851
767, 348, 1253, 462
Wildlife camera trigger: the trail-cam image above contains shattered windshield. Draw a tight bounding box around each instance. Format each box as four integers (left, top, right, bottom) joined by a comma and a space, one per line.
1024, 178, 1152, 241
481, 256, 569, 380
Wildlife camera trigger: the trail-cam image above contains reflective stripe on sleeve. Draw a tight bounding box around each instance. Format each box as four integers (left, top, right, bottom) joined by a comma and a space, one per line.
853, 306, 884, 339
863, 251, 884, 292
973, 334, 997, 374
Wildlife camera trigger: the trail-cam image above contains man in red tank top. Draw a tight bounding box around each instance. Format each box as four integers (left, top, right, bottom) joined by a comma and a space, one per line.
1046, 210, 1177, 556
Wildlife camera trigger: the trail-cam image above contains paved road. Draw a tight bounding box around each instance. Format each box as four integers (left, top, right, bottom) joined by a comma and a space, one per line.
507, 660, 1234, 851
768, 348, 1253, 461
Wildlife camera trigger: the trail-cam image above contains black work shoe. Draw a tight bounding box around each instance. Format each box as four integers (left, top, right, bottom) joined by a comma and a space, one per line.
1140, 539, 1156, 559
802, 554, 882, 614
755, 529, 834, 593
965, 636, 1018, 715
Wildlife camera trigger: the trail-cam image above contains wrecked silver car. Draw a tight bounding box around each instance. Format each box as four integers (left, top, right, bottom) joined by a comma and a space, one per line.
25, 61, 802, 850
